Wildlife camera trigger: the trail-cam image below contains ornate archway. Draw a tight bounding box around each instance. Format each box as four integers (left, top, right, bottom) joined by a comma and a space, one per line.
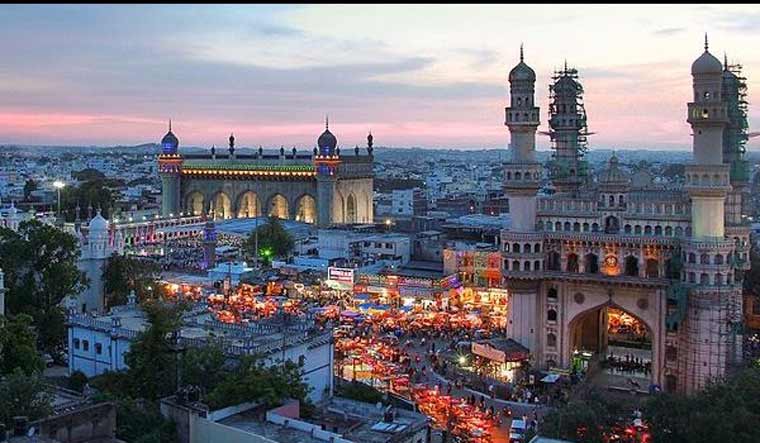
268, 194, 289, 220
211, 192, 232, 220
295, 194, 316, 224
236, 191, 260, 218
186, 191, 204, 216
346, 194, 357, 224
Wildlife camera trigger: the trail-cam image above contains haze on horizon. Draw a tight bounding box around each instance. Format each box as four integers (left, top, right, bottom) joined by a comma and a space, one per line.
1, 4, 759, 151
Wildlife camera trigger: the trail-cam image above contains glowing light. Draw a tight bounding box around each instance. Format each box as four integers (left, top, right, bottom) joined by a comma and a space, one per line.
53, 180, 66, 190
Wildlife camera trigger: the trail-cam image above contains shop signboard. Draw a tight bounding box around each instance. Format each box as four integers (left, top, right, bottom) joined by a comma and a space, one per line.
472, 342, 506, 363
327, 267, 355, 285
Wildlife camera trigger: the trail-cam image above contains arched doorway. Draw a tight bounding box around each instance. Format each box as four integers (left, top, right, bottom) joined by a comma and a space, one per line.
212, 192, 232, 220
569, 304, 653, 384
236, 191, 260, 218
295, 195, 316, 224
346, 194, 357, 223
186, 192, 204, 216
268, 194, 289, 219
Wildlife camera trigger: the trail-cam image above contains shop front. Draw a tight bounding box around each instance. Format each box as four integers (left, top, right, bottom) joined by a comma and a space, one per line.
471, 338, 530, 383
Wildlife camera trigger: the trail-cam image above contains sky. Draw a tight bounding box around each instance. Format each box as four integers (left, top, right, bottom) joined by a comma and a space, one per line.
1, 4, 760, 150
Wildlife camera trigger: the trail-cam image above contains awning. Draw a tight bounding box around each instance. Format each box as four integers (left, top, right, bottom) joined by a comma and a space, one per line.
540, 374, 560, 384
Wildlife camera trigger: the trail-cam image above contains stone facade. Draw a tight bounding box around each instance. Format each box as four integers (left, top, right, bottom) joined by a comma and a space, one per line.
501, 39, 751, 394
158, 124, 374, 228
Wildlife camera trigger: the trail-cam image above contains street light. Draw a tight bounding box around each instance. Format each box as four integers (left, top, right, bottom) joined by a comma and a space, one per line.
53, 180, 65, 217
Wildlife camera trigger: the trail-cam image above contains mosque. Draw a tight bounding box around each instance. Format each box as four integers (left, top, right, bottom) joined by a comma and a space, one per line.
157, 121, 375, 227
501, 37, 751, 394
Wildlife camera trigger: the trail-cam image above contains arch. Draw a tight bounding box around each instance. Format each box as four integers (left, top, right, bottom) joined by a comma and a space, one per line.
346, 194, 357, 224
268, 194, 290, 219
547, 309, 558, 322
700, 253, 710, 264
644, 225, 652, 235
634, 225, 642, 235
624, 256, 639, 277
583, 222, 590, 232
567, 253, 579, 272
605, 215, 620, 233
564, 221, 571, 231
512, 260, 520, 271
513, 243, 521, 253
295, 194, 317, 224
585, 253, 599, 274
186, 191, 204, 216
534, 260, 541, 271
537, 221, 545, 231
665, 226, 673, 236
534, 243, 541, 253
524, 261, 531, 271
624, 224, 632, 234
688, 253, 696, 264
524, 243, 532, 253
547, 287, 558, 300
592, 223, 600, 232
645, 259, 659, 278
675, 226, 684, 237
714, 254, 724, 265
547, 251, 561, 271
547, 333, 557, 348
212, 192, 232, 220
654, 225, 662, 236
555, 221, 562, 231
236, 191, 260, 218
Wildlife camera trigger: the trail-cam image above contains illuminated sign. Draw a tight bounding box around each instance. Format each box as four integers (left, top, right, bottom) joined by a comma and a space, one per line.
327, 267, 355, 285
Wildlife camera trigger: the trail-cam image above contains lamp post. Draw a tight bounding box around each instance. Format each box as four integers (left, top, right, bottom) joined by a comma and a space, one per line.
53, 180, 65, 218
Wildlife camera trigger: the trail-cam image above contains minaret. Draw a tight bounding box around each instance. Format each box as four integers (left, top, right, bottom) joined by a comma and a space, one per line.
158, 121, 182, 217
504, 44, 541, 231
314, 117, 340, 227
680, 35, 742, 393
502, 45, 544, 357
202, 209, 217, 270
0, 268, 6, 317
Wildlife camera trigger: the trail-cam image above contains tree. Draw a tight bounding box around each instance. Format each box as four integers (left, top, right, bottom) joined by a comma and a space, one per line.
102, 254, 161, 308
180, 342, 227, 394
243, 216, 294, 264
71, 168, 106, 182
0, 369, 53, 427
124, 300, 187, 401
0, 220, 87, 353
23, 178, 37, 201
59, 179, 116, 222
539, 387, 627, 443
0, 314, 44, 376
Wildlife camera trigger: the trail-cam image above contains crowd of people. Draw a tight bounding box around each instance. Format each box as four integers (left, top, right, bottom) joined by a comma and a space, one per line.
603, 352, 652, 377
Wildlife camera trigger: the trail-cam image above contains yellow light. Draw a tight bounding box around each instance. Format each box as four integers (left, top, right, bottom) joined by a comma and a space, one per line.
458, 356, 466, 365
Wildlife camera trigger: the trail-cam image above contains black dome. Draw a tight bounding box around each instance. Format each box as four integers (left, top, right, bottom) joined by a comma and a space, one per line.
161, 131, 179, 148
509, 61, 536, 82
318, 128, 337, 151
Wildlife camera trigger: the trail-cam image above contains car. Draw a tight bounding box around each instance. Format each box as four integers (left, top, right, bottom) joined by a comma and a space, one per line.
42, 353, 54, 368
509, 418, 527, 442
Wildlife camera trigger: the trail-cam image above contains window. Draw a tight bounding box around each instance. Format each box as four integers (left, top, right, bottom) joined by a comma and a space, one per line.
547, 309, 558, 322
73, 338, 80, 350
547, 333, 557, 348
299, 355, 306, 367
95, 343, 102, 355
547, 287, 558, 300
567, 253, 579, 272
83, 340, 89, 352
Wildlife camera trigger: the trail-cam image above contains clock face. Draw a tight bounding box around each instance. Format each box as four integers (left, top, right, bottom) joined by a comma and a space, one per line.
605, 255, 618, 268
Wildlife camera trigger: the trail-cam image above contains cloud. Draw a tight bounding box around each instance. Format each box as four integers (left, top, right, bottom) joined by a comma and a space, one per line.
653, 27, 685, 36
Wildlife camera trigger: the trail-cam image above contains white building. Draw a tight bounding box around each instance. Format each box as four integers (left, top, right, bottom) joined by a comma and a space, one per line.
73, 210, 124, 313
67, 298, 334, 403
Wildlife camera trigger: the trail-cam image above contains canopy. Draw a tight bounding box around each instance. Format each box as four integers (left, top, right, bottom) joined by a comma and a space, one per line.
354, 293, 371, 301
341, 310, 362, 318
540, 374, 560, 384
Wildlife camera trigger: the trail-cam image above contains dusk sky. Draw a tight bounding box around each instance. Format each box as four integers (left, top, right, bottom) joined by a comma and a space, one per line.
1, 4, 760, 150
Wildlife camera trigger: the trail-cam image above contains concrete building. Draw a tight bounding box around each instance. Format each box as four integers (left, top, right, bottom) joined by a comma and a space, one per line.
158, 121, 374, 227
390, 188, 428, 217
500, 39, 750, 394
67, 299, 334, 403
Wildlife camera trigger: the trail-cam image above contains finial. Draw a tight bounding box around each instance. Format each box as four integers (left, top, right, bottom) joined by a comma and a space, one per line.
520, 43, 524, 62
724, 52, 728, 70
325, 114, 329, 130
704, 33, 708, 52
169, 119, 172, 132
564, 59, 567, 72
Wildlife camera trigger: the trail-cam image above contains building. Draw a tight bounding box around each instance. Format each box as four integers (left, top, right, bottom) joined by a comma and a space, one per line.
500, 39, 751, 394
66, 298, 334, 403
390, 188, 428, 217
158, 121, 374, 227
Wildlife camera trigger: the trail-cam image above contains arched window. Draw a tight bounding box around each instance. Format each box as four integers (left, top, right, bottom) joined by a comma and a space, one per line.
585, 253, 599, 274
547, 309, 558, 322
513, 243, 520, 253
605, 216, 620, 234
524, 243, 532, 253
503, 259, 509, 270
688, 253, 696, 264
573, 222, 581, 232
700, 253, 710, 264
534, 243, 541, 253
714, 254, 724, 265
646, 259, 659, 278
555, 221, 562, 231
592, 223, 600, 232
567, 253, 579, 272
524, 261, 531, 271
547, 251, 561, 271
665, 226, 673, 236
609, 195, 615, 207
675, 226, 684, 237
688, 272, 696, 283
644, 225, 653, 235
715, 273, 723, 286
635, 225, 642, 235
512, 260, 520, 271
547, 287, 558, 300
655, 226, 662, 236
564, 221, 571, 231
700, 273, 709, 285
624, 224, 632, 234
624, 256, 639, 277
547, 333, 557, 348
583, 223, 590, 232
534, 260, 541, 270
537, 221, 544, 231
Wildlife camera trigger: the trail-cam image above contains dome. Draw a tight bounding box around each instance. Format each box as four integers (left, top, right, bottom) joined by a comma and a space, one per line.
509, 61, 536, 82
691, 50, 722, 75
317, 128, 337, 153
88, 211, 108, 232
599, 155, 630, 185
161, 130, 179, 150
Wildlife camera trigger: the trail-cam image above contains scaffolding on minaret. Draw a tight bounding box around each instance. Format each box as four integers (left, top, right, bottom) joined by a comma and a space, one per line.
723, 59, 750, 183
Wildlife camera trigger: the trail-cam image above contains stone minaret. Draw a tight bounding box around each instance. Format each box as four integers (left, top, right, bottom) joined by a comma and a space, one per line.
315, 117, 339, 227
504, 45, 541, 232
202, 210, 217, 270
158, 121, 182, 217
0, 268, 6, 317
680, 35, 743, 393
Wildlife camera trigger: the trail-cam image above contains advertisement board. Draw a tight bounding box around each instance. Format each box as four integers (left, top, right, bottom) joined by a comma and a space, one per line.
327, 267, 355, 285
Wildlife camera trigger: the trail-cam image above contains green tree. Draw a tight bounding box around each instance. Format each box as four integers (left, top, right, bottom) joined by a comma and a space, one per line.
124, 300, 187, 401
0, 369, 53, 427
23, 178, 37, 201
243, 216, 294, 264
180, 342, 226, 393
103, 254, 161, 308
0, 220, 87, 353
60, 179, 116, 222
540, 387, 626, 443
71, 168, 106, 182
0, 314, 44, 376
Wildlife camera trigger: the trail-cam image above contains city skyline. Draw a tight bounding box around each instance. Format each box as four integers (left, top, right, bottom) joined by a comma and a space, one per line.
1, 4, 760, 150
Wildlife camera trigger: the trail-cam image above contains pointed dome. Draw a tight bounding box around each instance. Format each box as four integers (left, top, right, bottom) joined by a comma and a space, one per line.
317, 118, 337, 155
599, 154, 630, 185
88, 211, 108, 232
160, 121, 179, 154
508, 46, 536, 82
691, 36, 721, 75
